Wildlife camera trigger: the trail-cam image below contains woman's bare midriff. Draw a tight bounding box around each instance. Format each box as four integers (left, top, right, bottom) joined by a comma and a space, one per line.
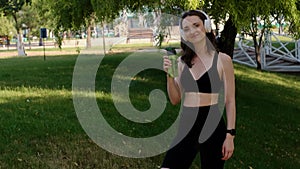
183, 92, 219, 107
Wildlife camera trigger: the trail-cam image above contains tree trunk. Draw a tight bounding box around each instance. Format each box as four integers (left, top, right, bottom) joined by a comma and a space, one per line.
102, 23, 106, 55
278, 14, 284, 35
13, 13, 26, 56
17, 29, 26, 56
252, 37, 262, 70
279, 25, 283, 35
219, 16, 237, 59
86, 24, 92, 48
28, 28, 31, 50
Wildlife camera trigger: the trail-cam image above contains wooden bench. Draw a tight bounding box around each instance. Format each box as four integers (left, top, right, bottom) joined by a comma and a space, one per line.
126, 28, 154, 43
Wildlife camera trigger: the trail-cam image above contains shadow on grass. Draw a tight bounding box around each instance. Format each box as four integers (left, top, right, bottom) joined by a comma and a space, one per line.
0, 53, 299, 168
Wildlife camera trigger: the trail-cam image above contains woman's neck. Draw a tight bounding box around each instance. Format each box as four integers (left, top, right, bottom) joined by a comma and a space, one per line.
194, 44, 210, 58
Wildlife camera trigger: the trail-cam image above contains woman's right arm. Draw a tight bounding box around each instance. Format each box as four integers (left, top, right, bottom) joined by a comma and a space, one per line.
163, 56, 181, 105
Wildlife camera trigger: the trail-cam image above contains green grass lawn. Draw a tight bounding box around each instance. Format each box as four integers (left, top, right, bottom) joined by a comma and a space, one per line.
0, 51, 299, 169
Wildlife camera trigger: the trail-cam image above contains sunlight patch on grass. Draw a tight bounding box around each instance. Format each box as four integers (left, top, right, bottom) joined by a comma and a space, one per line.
0, 87, 71, 103
234, 64, 300, 90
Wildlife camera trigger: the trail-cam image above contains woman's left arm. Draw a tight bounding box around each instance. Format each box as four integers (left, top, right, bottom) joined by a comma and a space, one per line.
219, 53, 236, 160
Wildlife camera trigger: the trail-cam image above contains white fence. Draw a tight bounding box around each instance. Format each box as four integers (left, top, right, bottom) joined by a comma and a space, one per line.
233, 32, 300, 72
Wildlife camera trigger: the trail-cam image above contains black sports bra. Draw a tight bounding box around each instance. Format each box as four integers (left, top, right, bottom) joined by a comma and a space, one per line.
180, 53, 223, 93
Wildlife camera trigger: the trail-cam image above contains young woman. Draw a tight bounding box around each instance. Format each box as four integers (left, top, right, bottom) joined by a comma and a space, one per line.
161, 10, 236, 169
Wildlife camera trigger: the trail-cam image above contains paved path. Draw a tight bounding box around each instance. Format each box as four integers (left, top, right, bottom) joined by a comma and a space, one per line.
0, 38, 128, 58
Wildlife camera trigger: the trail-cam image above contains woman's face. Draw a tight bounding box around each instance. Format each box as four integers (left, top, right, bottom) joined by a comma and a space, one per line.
181, 15, 206, 44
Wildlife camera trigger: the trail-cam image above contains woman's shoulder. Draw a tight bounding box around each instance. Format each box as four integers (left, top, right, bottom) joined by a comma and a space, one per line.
218, 52, 233, 64
217, 52, 234, 74
218, 52, 232, 60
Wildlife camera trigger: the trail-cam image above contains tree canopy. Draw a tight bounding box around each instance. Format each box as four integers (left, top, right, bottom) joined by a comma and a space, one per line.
0, 13, 16, 36
203, 0, 300, 69
0, 0, 31, 29
0, 0, 299, 59
0, 0, 32, 56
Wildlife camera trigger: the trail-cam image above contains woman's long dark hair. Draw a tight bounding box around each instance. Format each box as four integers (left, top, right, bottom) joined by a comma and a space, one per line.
180, 10, 218, 68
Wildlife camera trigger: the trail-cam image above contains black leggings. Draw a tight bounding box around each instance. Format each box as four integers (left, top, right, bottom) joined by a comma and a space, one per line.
161, 105, 226, 169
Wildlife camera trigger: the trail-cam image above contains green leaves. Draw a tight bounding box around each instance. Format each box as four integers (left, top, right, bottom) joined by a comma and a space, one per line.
0, 0, 31, 15
0, 13, 16, 36
92, 0, 120, 22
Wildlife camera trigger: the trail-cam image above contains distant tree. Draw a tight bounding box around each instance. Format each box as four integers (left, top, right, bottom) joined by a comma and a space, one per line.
18, 3, 39, 49
205, 0, 300, 70
204, 1, 237, 59
0, 0, 31, 56
46, 0, 95, 49
0, 13, 16, 38
232, 0, 300, 70
43, 0, 202, 50
32, 0, 54, 29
